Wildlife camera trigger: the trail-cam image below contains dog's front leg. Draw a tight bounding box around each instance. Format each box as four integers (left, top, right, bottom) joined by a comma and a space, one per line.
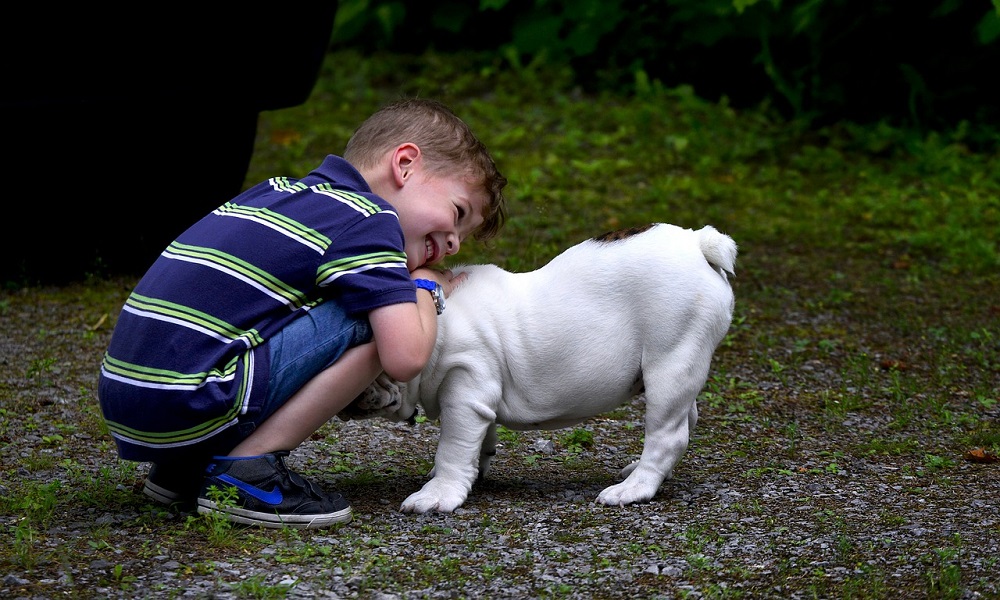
401, 398, 496, 514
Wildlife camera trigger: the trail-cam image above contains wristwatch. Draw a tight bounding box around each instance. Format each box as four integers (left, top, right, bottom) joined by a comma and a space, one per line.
413, 279, 446, 315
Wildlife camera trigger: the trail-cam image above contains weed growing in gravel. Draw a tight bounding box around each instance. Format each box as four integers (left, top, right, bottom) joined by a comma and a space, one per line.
817, 388, 868, 420
960, 414, 1000, 451
95, 562, 138, 593
189, 485, 242, 546
544, 583, 576, 597
4, 479, 66, 569
922, 544, 964, 599
859, 436, 921, 456
229, 574, 291, 599
482, 563, 503, 578
559, 428, 595, 452
9, 520, 39, 570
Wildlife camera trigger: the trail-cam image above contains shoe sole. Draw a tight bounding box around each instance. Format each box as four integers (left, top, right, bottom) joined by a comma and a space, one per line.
143, 479, 182, 505
196, 499, 352, 529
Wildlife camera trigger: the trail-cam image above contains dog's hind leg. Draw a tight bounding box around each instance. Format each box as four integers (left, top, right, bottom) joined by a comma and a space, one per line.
596, 354, 708, 507
619, 399, 697, 481
478, 423, 498, 481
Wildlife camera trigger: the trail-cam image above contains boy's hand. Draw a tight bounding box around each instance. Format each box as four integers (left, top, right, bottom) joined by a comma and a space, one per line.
412, 267, 467, 297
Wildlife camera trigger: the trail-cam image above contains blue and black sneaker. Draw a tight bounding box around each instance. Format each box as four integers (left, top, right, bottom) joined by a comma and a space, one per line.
196, 451, 352, 529
144, 463, 204, 507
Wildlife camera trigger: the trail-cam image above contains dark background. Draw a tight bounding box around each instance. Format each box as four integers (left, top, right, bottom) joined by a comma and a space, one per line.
3, 1, 996, 286
1, 7, 338, 285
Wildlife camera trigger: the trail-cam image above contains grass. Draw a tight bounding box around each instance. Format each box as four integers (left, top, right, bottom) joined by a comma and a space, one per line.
1, 48, 998, 598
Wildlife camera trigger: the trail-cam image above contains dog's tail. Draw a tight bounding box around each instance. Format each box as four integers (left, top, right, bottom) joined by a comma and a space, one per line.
697, 225, 738, 279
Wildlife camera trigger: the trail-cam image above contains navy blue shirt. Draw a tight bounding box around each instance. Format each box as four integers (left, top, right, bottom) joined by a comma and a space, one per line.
98, 156, 415, 461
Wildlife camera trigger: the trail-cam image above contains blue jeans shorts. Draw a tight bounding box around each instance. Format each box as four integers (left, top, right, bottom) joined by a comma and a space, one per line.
152, 302, 372, 465
254, 300, 373, 427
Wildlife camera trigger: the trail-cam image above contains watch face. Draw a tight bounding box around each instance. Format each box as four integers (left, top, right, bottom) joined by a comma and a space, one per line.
433, 285, 445, 314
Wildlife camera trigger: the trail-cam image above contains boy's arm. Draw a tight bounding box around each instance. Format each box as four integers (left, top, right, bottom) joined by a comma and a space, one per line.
367, 268, 465, 382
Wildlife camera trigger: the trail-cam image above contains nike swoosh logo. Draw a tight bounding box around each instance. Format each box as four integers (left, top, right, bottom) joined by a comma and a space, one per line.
217, 474, 283, 505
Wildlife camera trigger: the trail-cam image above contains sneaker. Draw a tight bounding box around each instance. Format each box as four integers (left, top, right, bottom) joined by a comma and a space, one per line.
196, 451, 352, 529
143, 463, 204, 506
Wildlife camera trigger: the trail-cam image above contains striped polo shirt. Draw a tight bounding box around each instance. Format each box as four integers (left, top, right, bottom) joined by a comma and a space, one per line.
98, 155, 415, 462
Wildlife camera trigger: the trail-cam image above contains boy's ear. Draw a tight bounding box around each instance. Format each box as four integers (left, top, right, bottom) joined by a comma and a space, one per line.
392, 143, 421, 187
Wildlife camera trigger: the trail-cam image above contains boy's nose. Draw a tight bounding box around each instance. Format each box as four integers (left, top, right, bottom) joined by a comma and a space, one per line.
445, 234, 459, 256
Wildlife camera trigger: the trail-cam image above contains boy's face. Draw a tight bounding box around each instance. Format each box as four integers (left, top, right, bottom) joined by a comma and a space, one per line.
392, 170, 487, 271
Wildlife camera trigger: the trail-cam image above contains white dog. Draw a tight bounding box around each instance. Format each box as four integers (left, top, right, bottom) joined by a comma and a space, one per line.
342, 223, 737, 513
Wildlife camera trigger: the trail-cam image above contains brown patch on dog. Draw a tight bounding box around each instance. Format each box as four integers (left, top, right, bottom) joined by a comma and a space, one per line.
593, 223, 656, 243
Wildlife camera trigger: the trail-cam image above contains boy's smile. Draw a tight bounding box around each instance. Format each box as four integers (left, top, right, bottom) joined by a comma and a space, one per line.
424, 237, 439, 264
396, 171, 487, 271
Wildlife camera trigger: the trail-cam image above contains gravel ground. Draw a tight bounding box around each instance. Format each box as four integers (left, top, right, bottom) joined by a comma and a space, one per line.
2, 272, 999, 599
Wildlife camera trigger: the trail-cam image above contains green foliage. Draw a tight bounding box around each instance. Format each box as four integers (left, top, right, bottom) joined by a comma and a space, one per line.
4, 480, 63, 569
228, 574, 293, 599
192, 485, 242, 546
330, 0, 999, 146
332, 0, 407, 43
559, 428, 595, 452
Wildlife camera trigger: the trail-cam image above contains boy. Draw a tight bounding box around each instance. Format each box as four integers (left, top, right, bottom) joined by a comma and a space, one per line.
98, 98, 508, 529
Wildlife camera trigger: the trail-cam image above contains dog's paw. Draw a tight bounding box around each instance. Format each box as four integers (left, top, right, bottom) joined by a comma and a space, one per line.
399, 479, 468, 514
595, 480, 659, 507
359, 373, 401, 410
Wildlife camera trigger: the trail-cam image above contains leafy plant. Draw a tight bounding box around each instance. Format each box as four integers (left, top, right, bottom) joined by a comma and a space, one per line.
559, 428, 594, 452
191, 485, 241, 546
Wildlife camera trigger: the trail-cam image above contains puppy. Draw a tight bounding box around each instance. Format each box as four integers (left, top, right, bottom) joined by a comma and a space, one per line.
342, 223, 737, 513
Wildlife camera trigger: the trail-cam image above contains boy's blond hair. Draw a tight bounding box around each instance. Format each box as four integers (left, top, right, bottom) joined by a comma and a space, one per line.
344, 98, 507, 241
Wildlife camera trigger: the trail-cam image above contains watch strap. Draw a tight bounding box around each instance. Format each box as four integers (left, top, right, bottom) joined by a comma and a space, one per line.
413, 279, 437, 292
413, 278, 445, 314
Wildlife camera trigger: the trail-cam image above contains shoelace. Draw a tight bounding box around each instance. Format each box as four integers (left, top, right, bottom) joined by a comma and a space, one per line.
274, 454, 332, 502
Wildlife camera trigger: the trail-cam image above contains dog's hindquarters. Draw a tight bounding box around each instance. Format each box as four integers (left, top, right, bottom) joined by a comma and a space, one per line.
594, 224, 735, 505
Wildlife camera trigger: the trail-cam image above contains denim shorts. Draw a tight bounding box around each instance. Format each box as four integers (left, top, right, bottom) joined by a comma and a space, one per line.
254, 300, 373, 427
159, 302, 372, 464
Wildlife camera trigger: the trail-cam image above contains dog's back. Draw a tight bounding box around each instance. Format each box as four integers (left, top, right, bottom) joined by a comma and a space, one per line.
430, 223, 737, 427
572, 222, 735, 280
533, 222, 736, 345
